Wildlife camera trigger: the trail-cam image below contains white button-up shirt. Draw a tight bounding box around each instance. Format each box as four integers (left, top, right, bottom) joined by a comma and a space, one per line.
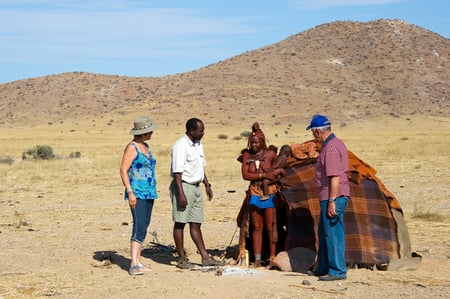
171, 134, 206, 184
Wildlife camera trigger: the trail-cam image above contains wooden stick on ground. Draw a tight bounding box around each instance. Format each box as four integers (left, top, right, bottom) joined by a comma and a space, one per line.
289, 284, 347, 295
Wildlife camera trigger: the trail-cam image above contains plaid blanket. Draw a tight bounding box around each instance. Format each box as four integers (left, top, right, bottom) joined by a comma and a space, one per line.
279, 161, 400, 265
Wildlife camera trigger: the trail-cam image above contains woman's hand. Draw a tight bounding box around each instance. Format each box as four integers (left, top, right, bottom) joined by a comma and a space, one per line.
128, 193, 137, 208
263, 170, 277, 181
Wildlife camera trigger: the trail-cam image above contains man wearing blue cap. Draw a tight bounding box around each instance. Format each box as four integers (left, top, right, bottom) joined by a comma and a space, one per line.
306, 115, 350, 281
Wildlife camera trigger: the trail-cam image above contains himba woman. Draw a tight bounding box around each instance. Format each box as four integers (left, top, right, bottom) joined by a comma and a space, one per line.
240, 122, 280, 267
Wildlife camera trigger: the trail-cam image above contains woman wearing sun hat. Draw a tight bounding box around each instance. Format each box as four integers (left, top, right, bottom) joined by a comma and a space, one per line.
120, 117, 159, 275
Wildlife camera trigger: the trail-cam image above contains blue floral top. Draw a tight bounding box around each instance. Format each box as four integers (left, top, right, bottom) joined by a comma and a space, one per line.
125, 143, 158, 201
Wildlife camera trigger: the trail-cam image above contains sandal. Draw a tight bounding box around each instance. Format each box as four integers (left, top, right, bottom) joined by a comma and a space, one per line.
128, 265, 144, 276
137, 263, 153, 272
252, 260, 263, 268
176, 258, 194, 270
202, 257, 225, 267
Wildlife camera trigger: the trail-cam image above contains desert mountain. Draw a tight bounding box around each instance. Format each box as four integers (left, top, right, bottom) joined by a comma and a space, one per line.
0, 19, 449, 127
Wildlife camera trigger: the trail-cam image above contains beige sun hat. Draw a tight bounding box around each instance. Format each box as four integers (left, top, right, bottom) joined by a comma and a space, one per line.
129, 117, 159, 135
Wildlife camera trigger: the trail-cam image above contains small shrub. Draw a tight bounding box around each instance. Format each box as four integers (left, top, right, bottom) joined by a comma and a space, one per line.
240, 131, 250, 138
69, 151, 81, 158
411, 206, 444, 222
217, 134, 228, 140
22, 145, 55, 160
0, 157, 15, 165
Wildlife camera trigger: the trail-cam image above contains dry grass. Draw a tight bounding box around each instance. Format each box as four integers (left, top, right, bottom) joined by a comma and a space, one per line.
0, 115, 449, 298
411, 208, 445, 222
1, 115, 448, 220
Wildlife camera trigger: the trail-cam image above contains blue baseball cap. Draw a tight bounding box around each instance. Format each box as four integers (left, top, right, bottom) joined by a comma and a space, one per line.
306, 114, 332, 130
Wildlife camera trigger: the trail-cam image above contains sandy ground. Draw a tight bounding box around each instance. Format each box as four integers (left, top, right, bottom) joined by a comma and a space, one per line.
1, 117, 449, 298
1, 180, 449, 299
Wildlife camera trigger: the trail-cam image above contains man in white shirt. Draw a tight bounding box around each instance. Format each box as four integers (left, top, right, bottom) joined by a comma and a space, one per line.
170, 118, 224, 269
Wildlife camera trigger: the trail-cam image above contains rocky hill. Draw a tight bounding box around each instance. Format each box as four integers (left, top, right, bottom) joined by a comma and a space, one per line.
1, 19, 449, 127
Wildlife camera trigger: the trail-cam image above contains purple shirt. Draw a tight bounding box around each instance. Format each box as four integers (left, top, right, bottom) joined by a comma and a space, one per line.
315, 133, 350, 201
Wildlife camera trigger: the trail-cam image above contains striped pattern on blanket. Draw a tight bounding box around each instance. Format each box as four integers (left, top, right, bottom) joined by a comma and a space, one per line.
279, 162, 400, 265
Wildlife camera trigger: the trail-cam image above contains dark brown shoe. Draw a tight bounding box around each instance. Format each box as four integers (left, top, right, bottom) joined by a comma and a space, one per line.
202, 257, 225, 267
176, 258, 194, 269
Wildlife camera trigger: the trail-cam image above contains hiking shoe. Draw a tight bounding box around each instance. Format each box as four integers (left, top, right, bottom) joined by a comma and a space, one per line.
202, 257, 225, 267
176, 258, 194, 270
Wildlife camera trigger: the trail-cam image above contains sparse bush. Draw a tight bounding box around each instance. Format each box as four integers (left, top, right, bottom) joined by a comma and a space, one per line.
411, 205, 444, 222
69, 151, 81, 158
240, 131, 250, 138
0, 157, 15, 165
22, 145, 55, 160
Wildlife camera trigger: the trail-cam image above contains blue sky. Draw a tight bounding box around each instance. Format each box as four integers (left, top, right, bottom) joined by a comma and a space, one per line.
1, 0, 449, 83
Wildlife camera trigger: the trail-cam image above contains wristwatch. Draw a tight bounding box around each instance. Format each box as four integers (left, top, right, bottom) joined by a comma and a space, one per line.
328, 198, 336, 203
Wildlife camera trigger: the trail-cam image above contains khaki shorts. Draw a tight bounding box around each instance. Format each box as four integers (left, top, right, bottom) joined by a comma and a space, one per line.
170, 181, 204, 223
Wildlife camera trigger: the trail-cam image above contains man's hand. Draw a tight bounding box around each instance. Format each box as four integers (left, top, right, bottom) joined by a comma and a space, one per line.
205, 185, 213, 201
327, 202, 337, 217
178, 193, 188, 209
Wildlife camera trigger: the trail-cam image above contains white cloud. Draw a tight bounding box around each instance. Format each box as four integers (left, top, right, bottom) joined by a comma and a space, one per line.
0, 2, 257, 64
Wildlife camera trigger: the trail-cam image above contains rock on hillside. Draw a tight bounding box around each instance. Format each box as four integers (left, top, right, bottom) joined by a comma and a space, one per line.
0, 19, 449, 127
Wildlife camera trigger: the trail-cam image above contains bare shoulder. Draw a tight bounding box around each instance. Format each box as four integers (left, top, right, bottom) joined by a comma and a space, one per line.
241, 150, 253, 162
123, 143, 138, 156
